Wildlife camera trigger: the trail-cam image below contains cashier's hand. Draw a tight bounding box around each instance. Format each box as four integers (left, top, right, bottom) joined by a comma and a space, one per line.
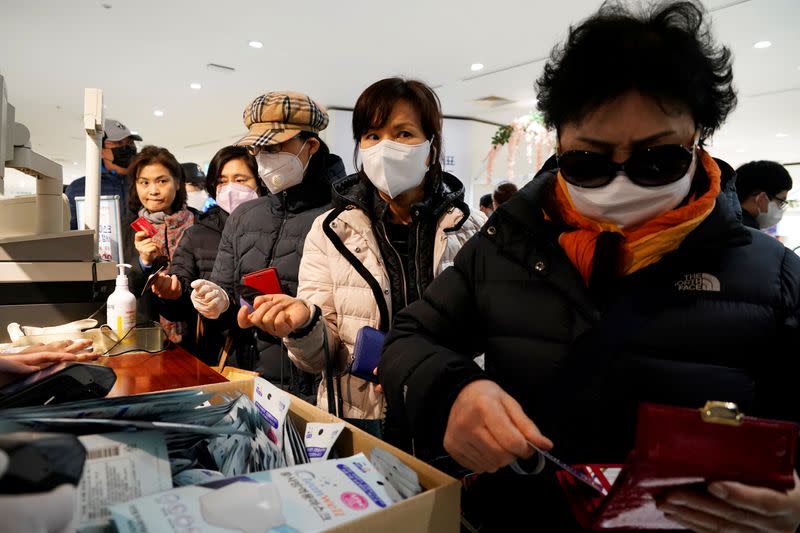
238, 294, 310, 338
444, 379, 553, 474
134, 231, 159, 266
657, 472, 800, 533
190, 280, 230, 320
0, 339, 96, 387
152, 272, 182, 300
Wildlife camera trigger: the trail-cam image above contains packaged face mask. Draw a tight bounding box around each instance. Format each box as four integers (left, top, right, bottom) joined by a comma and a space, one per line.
201, 481, 286, 533
254, 378, 291, 452
305, 422, 345, 462
110, 453, 397, 533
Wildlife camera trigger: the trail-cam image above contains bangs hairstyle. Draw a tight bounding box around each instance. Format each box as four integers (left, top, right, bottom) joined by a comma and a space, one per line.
351, 77, 443, 173
535, 0, 736, 141
127, 145, 187, 213
205, 145, 264, 198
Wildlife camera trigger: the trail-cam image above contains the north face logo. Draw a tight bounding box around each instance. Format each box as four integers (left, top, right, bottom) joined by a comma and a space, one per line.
675, 273, 721, 292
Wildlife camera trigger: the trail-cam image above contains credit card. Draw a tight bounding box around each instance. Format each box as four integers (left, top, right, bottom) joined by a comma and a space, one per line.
528, 442, 607, 495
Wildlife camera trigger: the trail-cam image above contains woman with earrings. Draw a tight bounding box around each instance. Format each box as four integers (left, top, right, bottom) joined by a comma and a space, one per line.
238, 78, 485, 438
190, 91, 346, 401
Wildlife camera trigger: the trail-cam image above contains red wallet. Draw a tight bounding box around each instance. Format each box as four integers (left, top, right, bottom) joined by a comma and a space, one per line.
557, 402, 798, 530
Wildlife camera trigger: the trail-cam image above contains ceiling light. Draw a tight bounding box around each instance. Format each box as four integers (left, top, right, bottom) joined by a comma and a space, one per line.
130, 131, 138, 136
73, 161, 78, 165
776, 133, 789, 138
190, 82, 202, 90
248, 40, 264, 49
753, 40, 772, 49
470, 63, 484, 72
153, 110, 164, 117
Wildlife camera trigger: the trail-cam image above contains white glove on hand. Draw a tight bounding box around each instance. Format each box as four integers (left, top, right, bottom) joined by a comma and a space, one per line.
190, 280, 230, 319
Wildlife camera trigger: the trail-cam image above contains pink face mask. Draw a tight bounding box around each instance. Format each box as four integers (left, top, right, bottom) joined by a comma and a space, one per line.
215, 183, 258, 214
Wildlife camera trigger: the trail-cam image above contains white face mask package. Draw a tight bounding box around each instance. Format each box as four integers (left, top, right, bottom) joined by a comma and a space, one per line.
305, 422, 345, 463
254, 378, 291, 453
370, 447, 423, 500
109, 453, 398, 533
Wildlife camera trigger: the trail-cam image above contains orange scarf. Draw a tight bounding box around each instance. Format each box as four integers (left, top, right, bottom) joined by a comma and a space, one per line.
548, 150, 721, 285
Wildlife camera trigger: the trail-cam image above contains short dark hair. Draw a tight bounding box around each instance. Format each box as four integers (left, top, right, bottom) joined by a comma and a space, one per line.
536, 1, 736, 140
205, 146, 262, 198
127, 145, 186, 213
479, 194, 493, 209
735, 160, 793, 202
493, 182, 518, 206
352, 77, 443, 174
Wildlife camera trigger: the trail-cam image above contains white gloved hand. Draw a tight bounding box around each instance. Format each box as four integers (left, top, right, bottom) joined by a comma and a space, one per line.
190, 280, 230, 319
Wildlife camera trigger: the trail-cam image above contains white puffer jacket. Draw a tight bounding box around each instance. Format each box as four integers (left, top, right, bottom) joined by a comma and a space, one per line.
284, 174, 485, 419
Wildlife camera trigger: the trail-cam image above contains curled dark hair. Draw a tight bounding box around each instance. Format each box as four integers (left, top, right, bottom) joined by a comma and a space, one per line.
127, 145, 186, 213
205, 146, 263, 198
535, 0, 736, 140
351, 77, 443, 175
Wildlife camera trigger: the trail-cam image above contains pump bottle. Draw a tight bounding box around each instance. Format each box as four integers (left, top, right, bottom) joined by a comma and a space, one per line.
107, 264, 136, 338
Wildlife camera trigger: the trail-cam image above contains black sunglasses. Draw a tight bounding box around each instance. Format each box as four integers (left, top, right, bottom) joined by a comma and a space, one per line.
557, 143, 695, 188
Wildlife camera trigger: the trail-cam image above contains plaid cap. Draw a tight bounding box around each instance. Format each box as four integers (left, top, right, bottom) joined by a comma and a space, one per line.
236, 91, 329, 147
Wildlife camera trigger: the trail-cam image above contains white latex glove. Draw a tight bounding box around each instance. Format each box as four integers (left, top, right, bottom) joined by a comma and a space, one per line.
190, 279, 230, 320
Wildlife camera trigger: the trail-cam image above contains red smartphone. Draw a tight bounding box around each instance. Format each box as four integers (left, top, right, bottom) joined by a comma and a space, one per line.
130, 216, 158, 237
242, 267, 283, 295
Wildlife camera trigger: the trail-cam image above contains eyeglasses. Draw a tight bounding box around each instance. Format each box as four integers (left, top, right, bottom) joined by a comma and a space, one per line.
771, 196, 790, 210
557, 143, 696, 188
246, 145, 282, 157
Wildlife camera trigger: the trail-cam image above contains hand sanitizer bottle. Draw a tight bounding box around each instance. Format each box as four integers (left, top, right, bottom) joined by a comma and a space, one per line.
106, 264, 136, 338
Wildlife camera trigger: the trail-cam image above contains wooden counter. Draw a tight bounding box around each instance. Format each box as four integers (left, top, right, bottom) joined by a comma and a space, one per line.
97, 345, 227, 397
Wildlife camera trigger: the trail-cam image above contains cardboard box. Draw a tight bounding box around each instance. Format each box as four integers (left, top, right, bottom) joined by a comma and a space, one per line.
185, 378, 461, 533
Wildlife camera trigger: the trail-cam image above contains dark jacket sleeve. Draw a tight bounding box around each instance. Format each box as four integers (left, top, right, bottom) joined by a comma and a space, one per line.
379, 236, 489, 452
65, 179, 81, 231
209, 210, 241, 330
158, 228, 198, 322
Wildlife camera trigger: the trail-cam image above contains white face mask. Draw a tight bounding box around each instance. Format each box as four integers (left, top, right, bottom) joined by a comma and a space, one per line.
216, 183, 258, 214
757, 199, 785, 229
256, 140, 308, 195
359, 139, 430, 199
566, 148, 698, 229
186, 190, 209, 211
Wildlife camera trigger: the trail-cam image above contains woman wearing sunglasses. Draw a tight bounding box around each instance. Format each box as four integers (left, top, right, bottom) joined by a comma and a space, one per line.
380, 2, 800, 531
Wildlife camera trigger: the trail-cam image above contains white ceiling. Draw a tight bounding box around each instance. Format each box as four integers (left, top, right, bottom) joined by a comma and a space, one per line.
1, 0, 798, 183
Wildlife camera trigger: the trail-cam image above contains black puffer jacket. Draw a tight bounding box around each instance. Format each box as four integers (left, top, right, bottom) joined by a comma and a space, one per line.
211, 153, 347, 395
159, 206, 229, 365
380, 157, 800, 530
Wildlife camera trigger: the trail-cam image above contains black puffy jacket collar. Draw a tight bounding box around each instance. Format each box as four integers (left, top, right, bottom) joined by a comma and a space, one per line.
196, 205, 228, 233
266, 153, 346, 214
332, 170, 469, 224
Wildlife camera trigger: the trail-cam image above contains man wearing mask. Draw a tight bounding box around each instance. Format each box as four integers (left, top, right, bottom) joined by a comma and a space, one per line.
479, 193, 493, 217
182, 162, 213, 212
65, 119, 141, 230
736, 160, 793, 230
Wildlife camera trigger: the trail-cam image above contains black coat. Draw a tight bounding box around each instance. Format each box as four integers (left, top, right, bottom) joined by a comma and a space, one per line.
158, 206, 229, 364
211, 153, 347, 397
380, 157, 800, 530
